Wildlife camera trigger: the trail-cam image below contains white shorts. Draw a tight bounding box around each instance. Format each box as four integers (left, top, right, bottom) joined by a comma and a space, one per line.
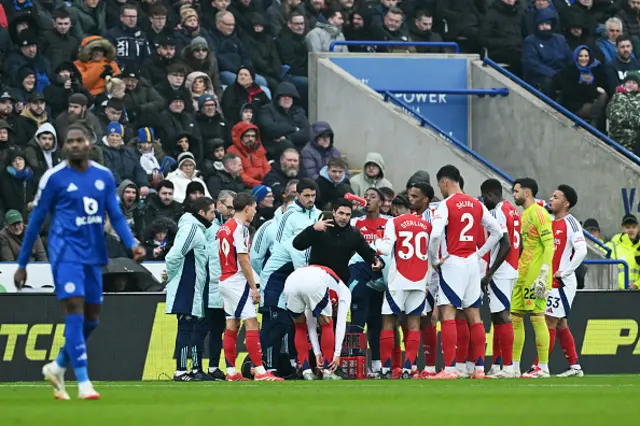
488, 277, 516, 313
546, 275, 577, 319
382, 288, 425, 316
219, 276, 257, 320
437, 254, 481, 309
283, 270, 332, 318
422, 270, 440, 315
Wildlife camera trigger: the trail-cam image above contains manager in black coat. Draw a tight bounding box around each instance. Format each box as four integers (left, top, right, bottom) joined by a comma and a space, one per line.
293, 198, 382, 284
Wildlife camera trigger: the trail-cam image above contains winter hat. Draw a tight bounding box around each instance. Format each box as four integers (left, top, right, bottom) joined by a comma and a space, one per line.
198, 93, 216, 109
190, 36, 208, 50
17, 30, 38, 47
582, 218, 600, 231
123, 66, 140, 80
211, 137, 225, 149
167, 62, 187, 75
18, 66, 35, 83
252, 185, 272, 204
169, 91, 188, 103
177, 151, 196, 168
138, 127, 155, 143
68, 93, 88, 106
106, 121, 124, 137
186, 180, 205, 196
406, 170, 431, 187
106, 97, 124, 111
180, 7, 198, 25
623, 72, 640, 85
55, 61, 75, 74
237, 65, 256, 81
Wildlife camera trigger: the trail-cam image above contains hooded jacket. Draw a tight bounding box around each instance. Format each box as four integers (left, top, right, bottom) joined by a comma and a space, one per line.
117, 179, 144, 238
166, 166, 211, 203
74, 36, 122, 96
607, 76, 640, 152
209, 26, 253, 74
69, 0, 107, 40
300, 121, 341, 180
165, 212, 208, 318
276, 25, 308, 77
479, 0, 523, 56
24, 123, 61, 181
185, 71, 215, 112
221, 77, 271, 126
305, 21, 348, 53
558, 45, 606, 111
349, 152, 393, 197
522, 7, 572, 83
3, 45, 52, 92
0, 148, 37, 219
239, 12, 282, 81
141, 191, 183, 231
102, 136, 148, 189
315, 165, 353, 210
181, 43, 222, 98
227, 121, 271, 188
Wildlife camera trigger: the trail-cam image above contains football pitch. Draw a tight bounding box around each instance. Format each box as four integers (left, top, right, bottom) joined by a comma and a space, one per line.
1, 376, 638, 425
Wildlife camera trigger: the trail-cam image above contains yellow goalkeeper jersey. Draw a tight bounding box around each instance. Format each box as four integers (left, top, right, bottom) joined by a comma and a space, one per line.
516, 203, 554, 289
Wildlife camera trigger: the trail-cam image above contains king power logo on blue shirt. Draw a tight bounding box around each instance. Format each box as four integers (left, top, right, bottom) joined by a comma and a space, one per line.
330, 57, 469, 145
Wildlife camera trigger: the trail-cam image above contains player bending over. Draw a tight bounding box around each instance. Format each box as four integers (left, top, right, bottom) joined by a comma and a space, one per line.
218, 192, 283, 381
14, 122, 145, 400
427, 165, 508, 379
511, 178, 555, 378
284, 265, 351, 380
481, 179, 522, 378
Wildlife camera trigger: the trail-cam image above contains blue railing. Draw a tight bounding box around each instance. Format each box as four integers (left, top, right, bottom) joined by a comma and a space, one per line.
329, 41, 461, 53
381, 88, 509, 97
584, 233, 612, 258
583, 259, 630, 289
482, 58, 640, 165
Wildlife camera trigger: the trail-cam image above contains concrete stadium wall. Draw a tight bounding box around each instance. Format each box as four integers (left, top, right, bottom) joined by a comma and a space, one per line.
470, 61, 640, 237
309, 56, 514, 199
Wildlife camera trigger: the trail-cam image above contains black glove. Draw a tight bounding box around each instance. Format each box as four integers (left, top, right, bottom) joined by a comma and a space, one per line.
100, 65, 113, 79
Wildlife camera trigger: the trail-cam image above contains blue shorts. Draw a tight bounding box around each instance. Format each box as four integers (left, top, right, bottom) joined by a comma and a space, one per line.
53, 262, 103, 304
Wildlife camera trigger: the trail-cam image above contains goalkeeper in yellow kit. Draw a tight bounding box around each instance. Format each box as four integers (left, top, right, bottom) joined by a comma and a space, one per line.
511, 178, 554, 378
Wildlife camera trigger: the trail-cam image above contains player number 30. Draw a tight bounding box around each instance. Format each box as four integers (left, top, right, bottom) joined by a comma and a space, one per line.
398, 231, 429, 260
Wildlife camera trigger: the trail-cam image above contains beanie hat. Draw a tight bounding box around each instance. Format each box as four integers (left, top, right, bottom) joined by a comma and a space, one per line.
237, 65, 256, 82
186, 180, 205, 196
138, 127, 155, 143
190, 36, 208, 50
17, 30, 38, 47
252, 185, 272, 204
180, 7, 198, 25
198, 93, 216, 109
18, 66, 36, 83
68, 93, 88, 106
106, 97, 124, 110
177, 151, 196, 168
623, 71, 640, 85
106, 121, 124, 137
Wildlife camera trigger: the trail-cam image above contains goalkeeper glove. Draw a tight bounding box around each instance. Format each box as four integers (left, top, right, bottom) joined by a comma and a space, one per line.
532, 264, 550, 299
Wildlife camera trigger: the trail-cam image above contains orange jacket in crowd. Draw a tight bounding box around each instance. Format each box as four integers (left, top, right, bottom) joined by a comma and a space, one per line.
227, 122, 271, 188
73, 36, 121, 96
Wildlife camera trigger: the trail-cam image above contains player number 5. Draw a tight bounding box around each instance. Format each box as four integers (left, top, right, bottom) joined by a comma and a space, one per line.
459, 213, 474, 242
513, 220, 521, 249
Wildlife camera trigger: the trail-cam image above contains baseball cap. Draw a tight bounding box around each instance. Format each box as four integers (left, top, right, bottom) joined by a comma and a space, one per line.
4, 209, 23, 225
0, 91, 13, 101
622, 214, 638, 226
68, 93, 88, 106
123, 67, 140, 80
198, 94, 215, 109
29, 92, 45, 103
582, 218, 600, 231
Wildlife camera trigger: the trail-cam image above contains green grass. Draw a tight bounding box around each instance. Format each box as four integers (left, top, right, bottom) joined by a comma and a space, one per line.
1, 377, 639, 425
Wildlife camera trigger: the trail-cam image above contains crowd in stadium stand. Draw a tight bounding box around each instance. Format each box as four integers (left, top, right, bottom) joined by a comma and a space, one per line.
0, 0, 637, 284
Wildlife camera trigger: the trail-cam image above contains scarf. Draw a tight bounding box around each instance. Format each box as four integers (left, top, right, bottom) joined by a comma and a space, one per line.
578, 60, 600, 84
7, 165, 33, 181
247, 85, 263, 103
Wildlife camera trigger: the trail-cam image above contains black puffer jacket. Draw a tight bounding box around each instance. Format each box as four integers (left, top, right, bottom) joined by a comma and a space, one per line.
240, 13, 282, 83
141, 193, 183, 231
479, 0, 523, 56
276, 26, 308, 76
221, 80, 271, 126
155, 109, 199, 153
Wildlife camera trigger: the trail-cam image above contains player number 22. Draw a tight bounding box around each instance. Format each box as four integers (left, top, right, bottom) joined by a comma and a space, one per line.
459, 213, 474, 242
398, 231, 429, 261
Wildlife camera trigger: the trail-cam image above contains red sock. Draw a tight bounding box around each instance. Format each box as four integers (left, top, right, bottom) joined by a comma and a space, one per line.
245, 329, 264, 368
441, 320, 457, 368
492, 324, 501, 365
294, 322, 310, 369
422, 324, 437, 367
223, 329, 238, 369
391, 346, 402, 370
404, 331, 420, 369
497, 323, 514, 366
380, 329, 395, 369
456, 319, 469, 364
320, 321, 335, 369
549, 328, 557, 357
470, 322, 486, 367
558, 327, 578, 366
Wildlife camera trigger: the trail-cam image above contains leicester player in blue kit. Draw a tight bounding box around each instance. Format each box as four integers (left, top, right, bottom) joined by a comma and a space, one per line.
14, 122, 146, 400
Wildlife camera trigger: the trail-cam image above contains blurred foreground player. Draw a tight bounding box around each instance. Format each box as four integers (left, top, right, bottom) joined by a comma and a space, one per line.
15, 122, 146, 400
284, 265, 351, 380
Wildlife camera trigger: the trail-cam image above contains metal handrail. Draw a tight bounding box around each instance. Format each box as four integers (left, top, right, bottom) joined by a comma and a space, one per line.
583, 259, 631, 289
482, 57, 640, 165
329, 41, 461, 53
381, 88, 509, 97
584, 233, 612, 258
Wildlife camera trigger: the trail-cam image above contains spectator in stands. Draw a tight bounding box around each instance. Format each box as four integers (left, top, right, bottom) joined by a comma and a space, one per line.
106, 4, 151, 69
305, 7, 348, 53
227, 121, 270, 188
133, 127, 173, 184
40, 9, 79, 70
145, 5, 175, 49
73, 35, 121, 96
0, 120, 18, 167
304, 0, 327, 29
157, 63, 193, 112
615, 0, 640, 38
606, 213, 639, 289
0, 148, 37, 218
437, 0, 482, 52
263, 147, 300, 200
276, 11, 309, 101
142, 179, 183, 229
258, 81, 310, 158
21, 92, 49, 130
300, 121, 340, 180
343, 11, 373, 52
378, 186, 394, 215
182, 181, 207, 210
166, 151, 211, 202
315, 156, 352, 210
4, 31, 52, 91
522, 7, 572, 97
13, 67, 38, 112
221, 65, 271, 126
200, 138, 225, 180
228, 0, 261, 38
0, 92, 31, 147
175, 7, 214, 53
44, 62, 91, 118
96, 97, 126, 134
480, 0, 523, 73
583, 218, 603, 240
55, 93, 103, 148
102, 121, 150, 194
365, 0, 397, 29
251, 184, 276, 228
409, 9, 446, 53
196, 94, 229, 147
142, 216, 178, 261
201, 0, 230, 32
186, 71, 216, 112
349, 152, 393, 197
562, 10, 594, 52
93, 74, 126, 109
172, 131, 203, 163
607, 72, 640, 153
4, 0, 42, 28
156, 91, 199, 154
604, 35, 640, 96
557, 45, 608, 129
0, 210, 46, 261
117, 179, 144, 238
370, 7, 412, 53
240, 13, 283, 92
24, 122, 60, 181
267, 0, 300, 36
141, 34, 180, 86
122, 67, 165, 125
595, 17, 625, 64
69, 0, 108, 41
522, 0, 560, 37
181, 36, 222, 98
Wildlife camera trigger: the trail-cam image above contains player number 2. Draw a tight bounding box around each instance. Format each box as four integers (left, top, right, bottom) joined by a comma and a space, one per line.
459, 213, 474, 242
398, 231, 429, 261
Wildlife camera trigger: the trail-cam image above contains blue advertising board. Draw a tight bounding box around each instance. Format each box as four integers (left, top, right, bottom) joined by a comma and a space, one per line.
330, 57, 469, 145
